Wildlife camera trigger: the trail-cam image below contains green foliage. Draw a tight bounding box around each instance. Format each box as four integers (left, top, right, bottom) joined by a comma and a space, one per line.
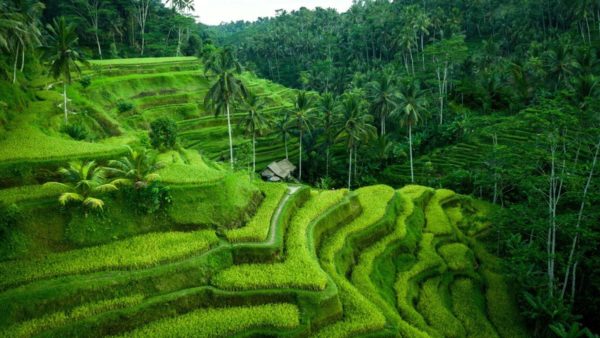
120, 303, 300, 338
126, 181, 172, 215
0, 230, 219, 288
117, 101, 134, 113
60, 122, 89, 140
149, 118, 178, 150
79, 76, 91, 89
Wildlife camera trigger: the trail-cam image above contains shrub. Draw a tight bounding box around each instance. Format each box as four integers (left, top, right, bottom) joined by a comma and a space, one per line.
79, 76, 92, 89
120, 303, 300, 338
0, 203, 27, 261
149, 118, 177, 150
0, 202, 19, 241
61, 123, 89, 140
127, 181, 172, 215
117, 101, 134, 113
0, 230, 219, 288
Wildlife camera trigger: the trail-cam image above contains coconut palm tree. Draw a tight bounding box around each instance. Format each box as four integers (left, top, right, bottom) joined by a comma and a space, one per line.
0, 0, 42, 83
45, 161, 118, 211
166, 0, 194, 56
274, 112, 292, 160
338, 92, 376, 189
42, 16, 88, 124
204, 48, 248, 169
239, 93, 270, 172
366, 72, 396, 136
318, 92, 340, 176
105, 147, 163, 189
392, 80, 428, 183
289, 91, 315, 181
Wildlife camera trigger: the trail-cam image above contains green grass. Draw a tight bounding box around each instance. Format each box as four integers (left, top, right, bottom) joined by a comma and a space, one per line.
0, 230, 219, 289
438, 243, 475, 272
424, 189, 455, 235
0, 295, 144, 338
416, 276, 466, 338
450, 278, 500, 338
118, 303, 300, 338
225, 182, 288, 243
213, 189, 348, 291
89, 57, 198, 66
349, 185, 431, 338
0, 126, 128, 167
0, 184, 68, 205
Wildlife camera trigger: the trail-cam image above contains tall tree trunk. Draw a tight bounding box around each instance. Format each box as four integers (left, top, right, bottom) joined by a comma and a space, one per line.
326, 146, 330, 177
348, 146, 353, 190
226, 104, 234, 169
13, 45, 19, 84
95, 31, 102, 59
299, 129, 303, 181
560, 138, 600, 299
20, 45, 25, 72
141, 29, 145, 55
409, 124, 414, 183
63, 82, 69, 124
409, 47, 415, 75
284, 134, 289, 160
252, 132, 256, 173
176, 27, 182, 57
421, 33, 425, 70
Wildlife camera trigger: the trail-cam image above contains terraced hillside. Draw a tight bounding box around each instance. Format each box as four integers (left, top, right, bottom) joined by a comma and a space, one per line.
0, 57, 527, 337
0, 183, 527, 337
74, 57, 298, 170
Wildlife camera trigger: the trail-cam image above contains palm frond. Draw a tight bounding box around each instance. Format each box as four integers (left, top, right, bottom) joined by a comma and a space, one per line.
83, 197, 105, 210
58, 192, 84, 205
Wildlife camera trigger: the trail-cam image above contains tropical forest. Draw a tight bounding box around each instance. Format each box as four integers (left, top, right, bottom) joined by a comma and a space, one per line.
0, 0, 598, 337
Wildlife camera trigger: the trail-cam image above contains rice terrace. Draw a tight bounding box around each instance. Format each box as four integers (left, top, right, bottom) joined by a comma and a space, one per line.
0, 0, 599, 337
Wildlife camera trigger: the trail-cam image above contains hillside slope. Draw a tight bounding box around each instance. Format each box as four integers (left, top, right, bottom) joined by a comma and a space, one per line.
0, 57, 527, 337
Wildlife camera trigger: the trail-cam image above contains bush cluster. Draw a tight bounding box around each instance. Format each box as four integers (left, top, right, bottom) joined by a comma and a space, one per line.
149, 117, 177, 150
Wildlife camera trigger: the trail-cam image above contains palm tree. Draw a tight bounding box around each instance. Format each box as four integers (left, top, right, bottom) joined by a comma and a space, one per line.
42, 17, 88, 124
318, 92, 340, 176
0, 0, 42, 83
45, 161, 118, 212
366, 72, 396, 136
544, 42, 577, 90
274, 112, 292, 160
204, 48, 248, 169
392, 80, 428, 183
105, 147, 163, 189
166, 0, 195, 56
239, 93, 270, 172
338, 92, 376, 189
289, 91, 315, 181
